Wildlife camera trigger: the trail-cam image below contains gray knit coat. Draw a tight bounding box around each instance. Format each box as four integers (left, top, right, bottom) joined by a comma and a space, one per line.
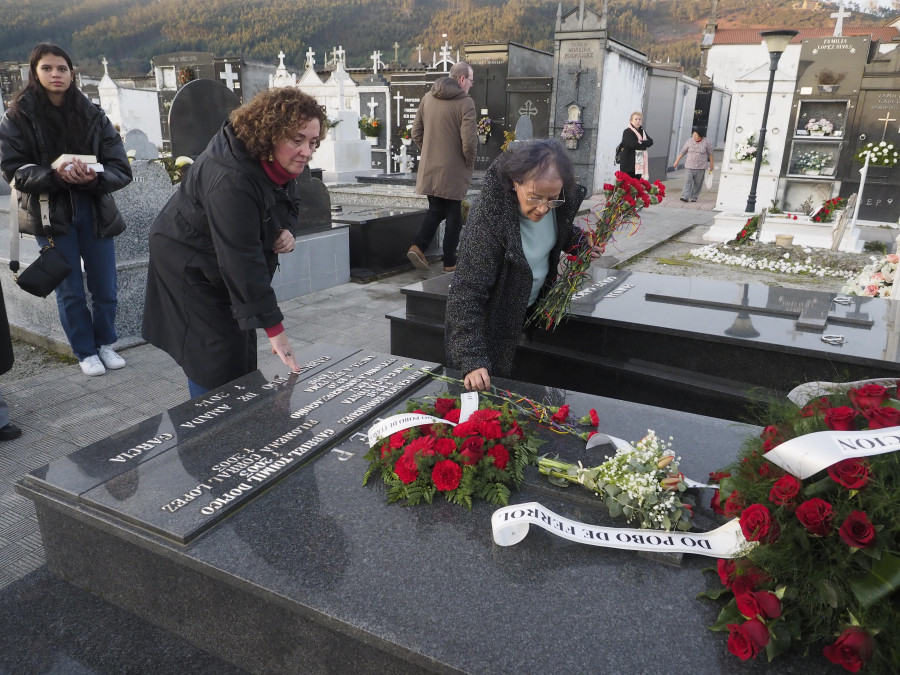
445, 162, 587, 378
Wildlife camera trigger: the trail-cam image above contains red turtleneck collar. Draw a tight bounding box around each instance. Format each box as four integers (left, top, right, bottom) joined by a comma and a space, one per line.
260, 159, 299, 185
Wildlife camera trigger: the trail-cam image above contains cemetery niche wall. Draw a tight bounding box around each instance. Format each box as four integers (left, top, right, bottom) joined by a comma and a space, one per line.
15, 342, 841, 673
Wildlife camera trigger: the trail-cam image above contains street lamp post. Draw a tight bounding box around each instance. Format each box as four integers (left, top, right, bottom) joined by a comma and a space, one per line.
745, 29, 798, 214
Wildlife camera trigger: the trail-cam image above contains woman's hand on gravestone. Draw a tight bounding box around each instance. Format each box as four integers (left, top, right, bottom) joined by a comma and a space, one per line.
269, 332, 301, 373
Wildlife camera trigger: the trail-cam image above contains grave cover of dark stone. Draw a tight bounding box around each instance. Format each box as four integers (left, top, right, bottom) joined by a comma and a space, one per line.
168, 79, 240, 159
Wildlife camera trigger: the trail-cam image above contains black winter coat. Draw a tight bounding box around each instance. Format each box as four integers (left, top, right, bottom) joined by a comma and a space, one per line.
446, 162, 586, 378
0, 88, 132, 237
618, 125, 653, 175
0, 278, 13, 377
142, 123, 299, 390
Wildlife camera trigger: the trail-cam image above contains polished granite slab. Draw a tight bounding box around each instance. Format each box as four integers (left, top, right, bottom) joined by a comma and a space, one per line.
17, 343, 839, 673
331, 205, 428, 280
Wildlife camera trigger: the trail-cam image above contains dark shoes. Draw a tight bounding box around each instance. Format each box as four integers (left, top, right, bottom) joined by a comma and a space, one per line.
443, 265, 457, 273
680, 197, 688, 202
0, 423, 22, 441
407, 245, 429, 271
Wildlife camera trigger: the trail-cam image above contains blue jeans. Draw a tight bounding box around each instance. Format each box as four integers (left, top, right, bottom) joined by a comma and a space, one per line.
36, 191, 118, 360
187, 377, 211, 399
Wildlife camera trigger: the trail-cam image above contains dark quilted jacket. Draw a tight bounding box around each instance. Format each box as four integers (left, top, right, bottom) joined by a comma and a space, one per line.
446, 161, 586, 378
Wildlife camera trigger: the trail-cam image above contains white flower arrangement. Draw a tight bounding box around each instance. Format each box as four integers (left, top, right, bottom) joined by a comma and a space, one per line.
855, 141, 899, 168
733, 133, 769, 164
795, 150, 833, 173
805, 118, 834, 134
841, 254, 898, 298
690, 244, 856, 279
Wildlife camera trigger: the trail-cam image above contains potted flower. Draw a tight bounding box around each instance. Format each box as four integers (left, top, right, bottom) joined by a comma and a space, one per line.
358, 116, 380, 145
854, 141, 899, 168
794, 149, 833, 175
733, 133, 769, 165
177, 67, 195, 87
477, 116, 492, 144
816, 68, 846, 94
805, 118, 834, 136
561, 120, 584, 149
398, 126, 412, 146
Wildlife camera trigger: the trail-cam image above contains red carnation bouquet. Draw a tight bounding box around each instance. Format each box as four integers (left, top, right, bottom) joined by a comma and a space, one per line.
702, 382, 900, 672
528, 172, 664, 330
363, 395, 543, 509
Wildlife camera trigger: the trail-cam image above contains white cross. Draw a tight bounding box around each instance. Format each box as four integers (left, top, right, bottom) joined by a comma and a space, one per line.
335, 45, 345, 66
219, 62, 239, 91
367, 96, 378, 118
393, 42, 400, 62
831, 0, 851, 37
394, 90, 404, 119
878, 112, 897, 141
371, 50, 384, 75
518, 100, 538, 118
101, 57, 109, 76
277, 51, 286, 68
416, 43, 423, 63
437, 37, 454, 72
305, 48, 315, 69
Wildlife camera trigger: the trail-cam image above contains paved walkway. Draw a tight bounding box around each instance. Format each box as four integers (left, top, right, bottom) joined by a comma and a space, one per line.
0, 166, 717, 671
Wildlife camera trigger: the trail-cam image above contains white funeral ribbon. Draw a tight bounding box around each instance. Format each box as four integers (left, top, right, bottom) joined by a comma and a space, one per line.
763, 427, 900, 479
787, 377, 897, 407
367, 413, 454, 447
491, 501, 752, 559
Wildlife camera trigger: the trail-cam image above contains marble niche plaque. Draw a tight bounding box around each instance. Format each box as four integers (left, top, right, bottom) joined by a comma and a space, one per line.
23, 344, 440, 544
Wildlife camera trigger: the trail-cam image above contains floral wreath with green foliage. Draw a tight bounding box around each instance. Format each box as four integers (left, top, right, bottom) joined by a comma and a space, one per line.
701, 382, 900, 672
854, 141, 898, 168
358, 116, 380, 137
732, 212, 761, 245
477, 116, 492, 135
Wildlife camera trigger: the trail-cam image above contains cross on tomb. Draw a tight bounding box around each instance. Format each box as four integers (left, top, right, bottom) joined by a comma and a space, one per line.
394, 90, 404, 119
393, 42, 400, 62
277, 51, 286, 68
371, 50, 384, 75
436, 36, 454, 72
305, 47, 315, 68
568, 62, 588, 103
101, 57, 109, 76
831, 0, 851, 37
367, 97, 379, 118
878, 112, 897, 142
415, 44, 423, 63
219, 62, 239, 91
519, 100, 539, 118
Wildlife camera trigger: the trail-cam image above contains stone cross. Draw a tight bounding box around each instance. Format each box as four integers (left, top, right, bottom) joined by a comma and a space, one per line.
277, 51, 286, 68
518, 100, 538, 118
394, 90, 404, 119
831, 0, 851, 37
367, 96, 378, 118
305, 47, 315, 69
436, 35, 454, 73
393, 42, 400, 62
102, 57, 109, 76
878, 112, 897, 142
416, 44, 423, 64
219, 62, 239, 91
371, 50, 384, 75
331, 45, 345, 67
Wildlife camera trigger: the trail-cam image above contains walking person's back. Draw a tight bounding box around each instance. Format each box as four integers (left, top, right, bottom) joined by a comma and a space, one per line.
406, 61, 478, 273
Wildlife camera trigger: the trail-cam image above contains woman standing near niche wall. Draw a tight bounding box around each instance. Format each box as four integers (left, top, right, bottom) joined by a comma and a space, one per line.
0, 43, 132, 377
618, 111, 653, 180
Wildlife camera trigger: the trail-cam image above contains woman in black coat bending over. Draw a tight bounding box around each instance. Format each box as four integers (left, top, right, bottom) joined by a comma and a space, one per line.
618, 111, 653, 179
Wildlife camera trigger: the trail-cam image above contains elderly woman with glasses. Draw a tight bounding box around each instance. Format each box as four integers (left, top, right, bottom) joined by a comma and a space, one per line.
446, 138, 591, 391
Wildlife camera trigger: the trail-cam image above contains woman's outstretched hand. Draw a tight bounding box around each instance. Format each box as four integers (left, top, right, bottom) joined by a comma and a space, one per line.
269, 332, 301, 373
464, 367, 491, 391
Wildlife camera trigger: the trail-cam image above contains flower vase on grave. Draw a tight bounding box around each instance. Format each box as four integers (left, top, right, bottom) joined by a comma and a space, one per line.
367, 136, 378, 146
478, 134, 488, 144
401, 138, 412, 146
565, 139, 578, 150
810, 130, 825, 137
803, 169, 821, 176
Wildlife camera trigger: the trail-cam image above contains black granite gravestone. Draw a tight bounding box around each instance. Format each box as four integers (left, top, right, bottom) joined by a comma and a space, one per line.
388, 270, 900, 420
330, 204, 428, 280
16, 343, 839, 673
294, 165, 331, 233
168, 79, 240, 159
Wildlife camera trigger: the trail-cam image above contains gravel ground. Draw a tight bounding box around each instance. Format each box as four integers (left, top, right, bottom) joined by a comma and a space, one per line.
1, 225, 881, 385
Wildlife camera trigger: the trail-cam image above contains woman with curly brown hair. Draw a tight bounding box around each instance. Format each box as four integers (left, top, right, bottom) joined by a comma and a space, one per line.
142, 87, 326, 397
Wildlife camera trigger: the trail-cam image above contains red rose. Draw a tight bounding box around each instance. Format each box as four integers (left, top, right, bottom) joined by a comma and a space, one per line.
769, 475, 801, 507
795, 498, 834, 536
433, 438, 457, 457
736, 589, 781, 620
824, 406, 858, 431
757, 463, 772, 478
443, 408, 461, 423
487, 445, 510, 470
823, 627, 874, 673
710, 489, 724, 515
726, 619, 769, 660
849, 383, 889, 409
431, 459, 462, 491
394, 453, 419, 484
716, 559, 736, 587
722, 491, 744, 517
838, 511, 876, 549
739, 504, 777, 543
828, 458, 870, 489
799, 397, 830, 417
459, 437, 485, 465
434, 398, 456, 417
551, 405, 570, 423
709, 470, 731, 483
862, 405, 900, 429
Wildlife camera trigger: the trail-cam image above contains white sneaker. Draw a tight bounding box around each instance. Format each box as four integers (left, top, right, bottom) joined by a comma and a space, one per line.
98, 345, 126, 370
80, 355, 106, 377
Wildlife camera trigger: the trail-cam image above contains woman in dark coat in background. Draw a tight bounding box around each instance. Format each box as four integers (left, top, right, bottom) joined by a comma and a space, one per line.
446, 138, 596, 392
143, 88, 327, 397
618, 111, 653, 179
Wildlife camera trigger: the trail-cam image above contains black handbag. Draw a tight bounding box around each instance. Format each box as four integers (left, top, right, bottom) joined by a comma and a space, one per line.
8, 189, 71, 297
614, 144, 625, 165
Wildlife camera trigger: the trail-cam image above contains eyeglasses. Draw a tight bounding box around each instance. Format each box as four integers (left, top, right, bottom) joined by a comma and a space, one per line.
525, 195, 565, 209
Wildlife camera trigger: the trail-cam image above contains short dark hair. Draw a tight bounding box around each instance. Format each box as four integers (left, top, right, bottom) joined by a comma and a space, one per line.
495, 138, 576, 195
692, 127, 706, 138
230, 88, 327, 159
